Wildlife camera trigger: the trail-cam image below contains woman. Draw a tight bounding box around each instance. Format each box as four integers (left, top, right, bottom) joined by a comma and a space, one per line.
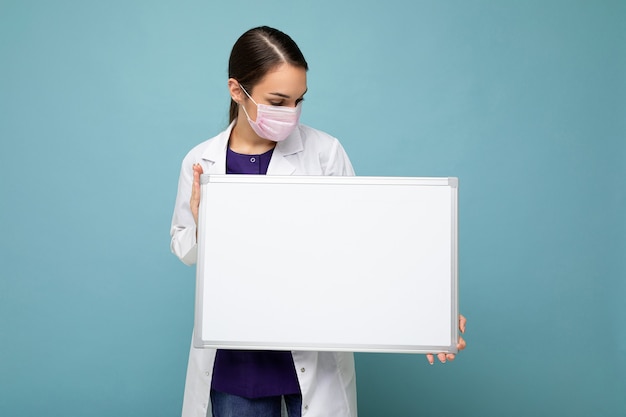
170, 26, 466, 417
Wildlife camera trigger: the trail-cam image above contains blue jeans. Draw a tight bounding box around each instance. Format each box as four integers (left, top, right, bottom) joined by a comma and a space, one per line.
210, 389, 302, 417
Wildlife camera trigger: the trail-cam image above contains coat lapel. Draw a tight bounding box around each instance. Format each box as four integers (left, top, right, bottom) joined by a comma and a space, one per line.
266, 127, 304, 175
200, 123, 232, 174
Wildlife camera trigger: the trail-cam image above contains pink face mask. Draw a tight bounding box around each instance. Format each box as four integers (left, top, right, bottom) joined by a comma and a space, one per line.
239, 84, 302, 142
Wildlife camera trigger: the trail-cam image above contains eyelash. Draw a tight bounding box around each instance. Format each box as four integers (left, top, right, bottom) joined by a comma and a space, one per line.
269, 98, 305, 106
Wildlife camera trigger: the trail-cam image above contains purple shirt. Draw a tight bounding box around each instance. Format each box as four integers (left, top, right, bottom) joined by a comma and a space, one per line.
225, 146, 274, 175
210, 146, 301, 398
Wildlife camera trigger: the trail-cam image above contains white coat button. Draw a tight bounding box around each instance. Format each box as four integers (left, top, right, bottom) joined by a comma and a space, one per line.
205, 371, 210, 376
250, 157, 256, 163
300, 367, 306, 372
304, 405, 309, 410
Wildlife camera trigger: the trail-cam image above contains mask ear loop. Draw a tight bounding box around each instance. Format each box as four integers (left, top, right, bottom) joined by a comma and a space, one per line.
237, 83, 257, 123
238, 83, 258, 106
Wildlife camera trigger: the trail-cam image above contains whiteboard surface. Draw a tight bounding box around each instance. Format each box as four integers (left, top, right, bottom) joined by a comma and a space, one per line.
195, 175, 458, 353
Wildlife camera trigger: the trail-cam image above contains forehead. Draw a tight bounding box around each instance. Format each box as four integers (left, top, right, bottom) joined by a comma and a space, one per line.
253, 63, 307, 95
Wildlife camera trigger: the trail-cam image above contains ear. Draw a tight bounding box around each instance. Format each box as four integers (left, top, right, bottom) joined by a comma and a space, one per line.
228, 78, 244, 104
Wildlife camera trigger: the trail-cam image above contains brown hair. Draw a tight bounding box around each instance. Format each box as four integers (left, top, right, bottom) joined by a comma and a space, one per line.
228, 26, 308, 123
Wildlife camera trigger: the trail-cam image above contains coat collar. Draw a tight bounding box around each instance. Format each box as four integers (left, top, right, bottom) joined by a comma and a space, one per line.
199, 120, 304, 175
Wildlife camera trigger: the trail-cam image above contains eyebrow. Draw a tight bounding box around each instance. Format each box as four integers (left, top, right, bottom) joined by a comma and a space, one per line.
268, 89, 308, 99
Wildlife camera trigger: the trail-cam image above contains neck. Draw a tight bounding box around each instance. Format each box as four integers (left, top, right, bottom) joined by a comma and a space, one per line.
229, 118, 276, 155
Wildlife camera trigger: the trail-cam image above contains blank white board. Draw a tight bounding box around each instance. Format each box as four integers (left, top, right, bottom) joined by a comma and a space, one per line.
194, 175, 458, 353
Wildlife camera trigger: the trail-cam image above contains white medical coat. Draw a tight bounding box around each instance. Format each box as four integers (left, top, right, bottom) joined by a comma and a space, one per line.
170, 122, 358, 417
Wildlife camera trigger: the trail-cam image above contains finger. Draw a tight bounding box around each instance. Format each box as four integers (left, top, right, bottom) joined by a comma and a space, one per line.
457, 335, 467, 351
191, 165, 202, 199
191, 182, 200, 204
446, 353, 456, 362
459, 314, 467, 334
193, 164, 202, 185
190, 164, 203, 226
193, 163, 204, 175
437, 352, 447, 363
426, 353, 434, 365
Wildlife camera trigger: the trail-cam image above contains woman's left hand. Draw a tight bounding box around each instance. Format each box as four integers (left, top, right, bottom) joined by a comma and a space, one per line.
426, 314, 467, 365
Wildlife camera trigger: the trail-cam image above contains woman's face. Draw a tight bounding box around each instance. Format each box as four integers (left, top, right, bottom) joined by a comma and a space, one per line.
237, 63, 307, 122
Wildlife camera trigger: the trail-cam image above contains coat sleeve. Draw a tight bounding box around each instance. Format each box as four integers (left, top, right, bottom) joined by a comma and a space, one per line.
324, 137, 356, 177
170, 153, 198, 266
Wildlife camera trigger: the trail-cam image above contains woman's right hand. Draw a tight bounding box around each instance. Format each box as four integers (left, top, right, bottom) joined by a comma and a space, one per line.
190, 163, 204, 226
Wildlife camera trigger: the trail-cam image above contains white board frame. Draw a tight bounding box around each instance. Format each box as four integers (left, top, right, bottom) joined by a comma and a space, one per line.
194, 175, 459, 354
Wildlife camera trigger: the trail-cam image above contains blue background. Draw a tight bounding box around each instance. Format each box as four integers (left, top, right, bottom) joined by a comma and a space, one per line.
1, 1, 624, 416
